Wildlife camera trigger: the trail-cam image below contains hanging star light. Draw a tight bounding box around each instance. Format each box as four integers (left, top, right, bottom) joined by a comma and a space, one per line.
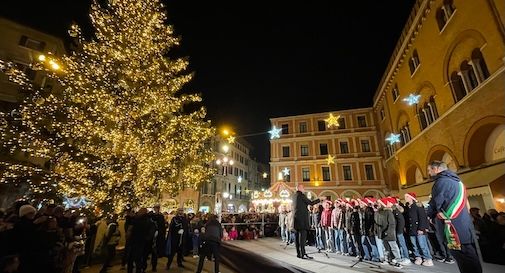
403, 93, 421, 106
386, 133, 401, 145
237, 176, 242, 183
325, 113, 340, 128
227, 135, 235, 144
282, 167, 290, 176
269, 126, 282, 139
326, 154, 335, 165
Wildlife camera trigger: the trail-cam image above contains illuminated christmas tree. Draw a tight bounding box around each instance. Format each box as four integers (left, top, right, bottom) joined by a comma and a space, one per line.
0, 0, 215, 212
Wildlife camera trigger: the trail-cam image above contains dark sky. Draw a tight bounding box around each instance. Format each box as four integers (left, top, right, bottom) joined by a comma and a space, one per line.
0, 0, 415, 164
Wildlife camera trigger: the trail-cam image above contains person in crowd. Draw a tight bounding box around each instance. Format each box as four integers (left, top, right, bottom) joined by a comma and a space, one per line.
344, 201, 356, 256
229, 226, 238, 240
99, 214, 120, 273
376, 197, 403, 268
310, 205, 324, 250
166, 208, 188, 270
127, 208, 154, 273
278, 205, 288, 243
150, 204, 167, 272
121, 205, 135, 270
321, 200, 333, 252
349, 202, 366, 260
392, 202, 411, 265
192, 228, 201, 258
427, 160, 482, 273
405, 192, 433, 266
331, 199, 347, 255
195, 214, 222, 273
292, 184, 321, 259
359, 199, 374, 261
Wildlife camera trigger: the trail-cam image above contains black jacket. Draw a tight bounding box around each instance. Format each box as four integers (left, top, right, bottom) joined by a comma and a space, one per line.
168, 215, 189, 249
405, 201, 429, 235
292, 191, 320, 230
393, 208, 405, 235
364, 206, 375, 236
202, 219, 222, 244
376, 208, 396, 241
350, 210, 363, 235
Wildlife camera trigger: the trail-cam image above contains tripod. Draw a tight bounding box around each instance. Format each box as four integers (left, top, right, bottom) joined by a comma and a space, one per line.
350, 257, 381, 268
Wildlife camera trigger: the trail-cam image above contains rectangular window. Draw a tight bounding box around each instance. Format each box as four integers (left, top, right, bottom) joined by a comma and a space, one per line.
300, 145, 309, 156
409, 50, 421, 75
319, 143, 328, 155
18, 35, 46, 51
281, 124, 289, 134
317, 120, 326, 131
361, 140, 370, 152
343, 166, 352, 180
228, 166, 233, 174
244, 172, 248, 180
302, 167, 310, 182
339, 141, 349, 154
322, 166, 330, 181
234, 168, 238, 176
299, 122, 307, 133
392, 85, 400, 102
357, 116, 367, 127
365, 164, 375, 180
338, 117, 346, 129
282, 146, 290, 157
239, 169, 244, 177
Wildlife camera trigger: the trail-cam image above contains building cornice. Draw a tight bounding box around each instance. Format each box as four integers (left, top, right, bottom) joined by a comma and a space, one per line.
270, 107, 373, 122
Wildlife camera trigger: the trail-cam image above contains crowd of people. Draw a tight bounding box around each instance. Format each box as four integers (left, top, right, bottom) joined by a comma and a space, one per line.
281, 161, 503, 273
0, 199, 284, 273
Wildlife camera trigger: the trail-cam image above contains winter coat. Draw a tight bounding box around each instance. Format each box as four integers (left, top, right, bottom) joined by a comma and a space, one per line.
405, 201, 429, 236
168, 215, 189, 251
350, 210, 363, 235
286, 211, 294, 231
364, 206, 375, 236
428, 170, 476, 245
344, 209, 352, 230
104, 222, 121, 246
393, 207, 405, 235
376, 208, 396, 241
320, 208, 332, 228
292, 191, 319, 230
202, 219, 222, 244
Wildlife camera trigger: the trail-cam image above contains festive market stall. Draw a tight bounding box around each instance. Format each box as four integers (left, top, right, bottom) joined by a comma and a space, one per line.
251, 181, 294, 213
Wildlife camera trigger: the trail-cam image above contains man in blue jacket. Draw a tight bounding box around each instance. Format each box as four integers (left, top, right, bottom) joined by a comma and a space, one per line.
427, 160, 482, 273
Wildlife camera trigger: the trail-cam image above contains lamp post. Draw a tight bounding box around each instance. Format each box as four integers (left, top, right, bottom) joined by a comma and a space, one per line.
215, 143, 234, 220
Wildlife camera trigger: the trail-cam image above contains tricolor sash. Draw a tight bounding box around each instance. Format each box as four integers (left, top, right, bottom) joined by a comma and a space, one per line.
436, 181, 467, 250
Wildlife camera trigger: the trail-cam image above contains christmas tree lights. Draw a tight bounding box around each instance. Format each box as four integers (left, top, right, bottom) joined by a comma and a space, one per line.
0, 0, 215, 212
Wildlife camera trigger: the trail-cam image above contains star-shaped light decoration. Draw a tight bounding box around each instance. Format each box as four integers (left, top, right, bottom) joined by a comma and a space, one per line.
325, 113, 340, 129
385, 133, 401, 145
403, 93, 421, 106
326, 154, 335, 165
282, 167, 290, 176
237, 176, 242, 183
268, 125, 282, 139
227, 135, 235, 144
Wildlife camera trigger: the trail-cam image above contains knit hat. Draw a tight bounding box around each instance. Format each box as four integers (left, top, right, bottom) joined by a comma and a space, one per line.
19, 204, 36, 218
405, 192, 417, 201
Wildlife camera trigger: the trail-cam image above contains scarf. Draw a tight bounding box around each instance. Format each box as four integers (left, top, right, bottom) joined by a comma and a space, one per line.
436, 181, 467, 250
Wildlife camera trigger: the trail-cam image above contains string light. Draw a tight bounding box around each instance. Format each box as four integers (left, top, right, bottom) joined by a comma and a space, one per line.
0, 0, 215, 212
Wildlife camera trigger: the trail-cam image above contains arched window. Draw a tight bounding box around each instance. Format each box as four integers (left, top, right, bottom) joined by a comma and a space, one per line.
436, 0, 456, 31
399, 123, 411, 146
409, 50, 421, 75
450, 71, 466, 102
418, 97, 439, 131
471, 49, 490, 82
450, 48, 490, 103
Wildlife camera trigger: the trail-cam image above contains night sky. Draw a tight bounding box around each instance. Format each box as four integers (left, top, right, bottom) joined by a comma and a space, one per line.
0, 0, 415, 163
